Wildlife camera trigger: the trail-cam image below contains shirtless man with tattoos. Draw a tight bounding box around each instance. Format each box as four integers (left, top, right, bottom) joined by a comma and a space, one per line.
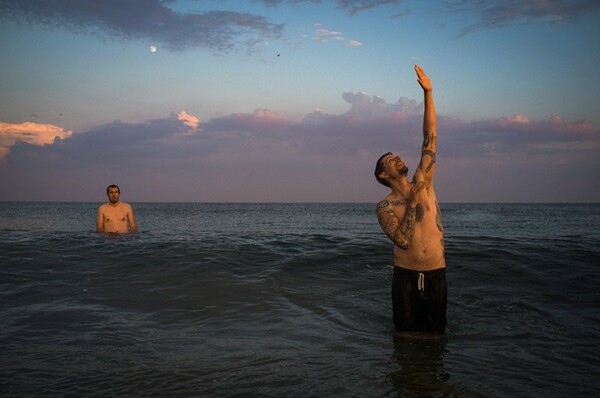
96, 185, 138, 234
374, 65, 446, 333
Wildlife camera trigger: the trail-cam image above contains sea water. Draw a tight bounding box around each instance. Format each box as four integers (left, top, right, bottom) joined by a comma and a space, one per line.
1, 202, 599, 397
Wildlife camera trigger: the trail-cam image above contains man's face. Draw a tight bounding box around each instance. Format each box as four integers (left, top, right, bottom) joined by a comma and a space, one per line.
107, 187, 120, 204
383, 153, 408, 177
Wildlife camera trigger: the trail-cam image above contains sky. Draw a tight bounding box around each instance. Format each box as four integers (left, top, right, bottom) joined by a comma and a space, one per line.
0, 0, 599, 203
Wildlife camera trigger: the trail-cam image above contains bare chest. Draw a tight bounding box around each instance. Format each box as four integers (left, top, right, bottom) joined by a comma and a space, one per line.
103, 207, 128, 223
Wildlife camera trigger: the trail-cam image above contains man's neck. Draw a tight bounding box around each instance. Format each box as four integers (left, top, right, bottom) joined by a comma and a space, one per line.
389, 176, 411, 198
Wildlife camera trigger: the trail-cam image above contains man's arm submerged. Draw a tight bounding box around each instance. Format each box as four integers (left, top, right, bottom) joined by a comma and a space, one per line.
96, 207, 104, 233
127, 205, 138, 233
414, 64, 437, 184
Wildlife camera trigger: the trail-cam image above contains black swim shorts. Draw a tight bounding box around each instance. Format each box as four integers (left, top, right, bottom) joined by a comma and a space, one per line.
392, 266, 447, 333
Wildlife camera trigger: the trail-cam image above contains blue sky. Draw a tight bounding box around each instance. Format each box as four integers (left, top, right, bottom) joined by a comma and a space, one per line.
1, 0, 599, 202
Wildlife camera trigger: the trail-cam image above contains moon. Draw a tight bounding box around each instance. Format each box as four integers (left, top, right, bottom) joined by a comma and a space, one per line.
149, 45, 157, 53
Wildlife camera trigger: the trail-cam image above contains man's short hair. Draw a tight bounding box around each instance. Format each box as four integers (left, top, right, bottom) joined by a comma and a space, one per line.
374, 152, 392, 187
106, 184, 120, 194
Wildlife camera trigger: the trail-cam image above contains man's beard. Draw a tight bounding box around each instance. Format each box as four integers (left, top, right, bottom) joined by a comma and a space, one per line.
109, 197, 119, 204
400, 165, 409, 175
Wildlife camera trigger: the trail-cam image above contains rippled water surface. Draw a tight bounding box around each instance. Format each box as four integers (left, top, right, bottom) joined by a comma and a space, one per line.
1, 203, 599, 397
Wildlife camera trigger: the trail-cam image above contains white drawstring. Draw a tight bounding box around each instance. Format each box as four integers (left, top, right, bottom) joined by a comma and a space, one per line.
417, 272, 425, 292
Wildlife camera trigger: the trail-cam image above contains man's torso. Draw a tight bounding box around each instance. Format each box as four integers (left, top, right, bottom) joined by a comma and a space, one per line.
100, 202, 131, 233
385, 186, 445, 271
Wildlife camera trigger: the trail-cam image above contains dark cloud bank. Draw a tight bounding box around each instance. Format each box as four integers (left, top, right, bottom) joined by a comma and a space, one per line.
1, 93, 598, 202
0, 0, 283, 52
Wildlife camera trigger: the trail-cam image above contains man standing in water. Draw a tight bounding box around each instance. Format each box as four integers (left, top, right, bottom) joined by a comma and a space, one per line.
374, 65, 446, 334
96, 185, 138, 234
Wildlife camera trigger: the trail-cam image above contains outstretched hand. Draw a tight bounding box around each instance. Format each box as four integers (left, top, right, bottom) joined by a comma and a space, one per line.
415, 64, 432, 92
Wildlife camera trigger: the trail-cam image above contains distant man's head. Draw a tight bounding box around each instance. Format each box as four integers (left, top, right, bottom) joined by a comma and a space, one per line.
106, 184, 120, 204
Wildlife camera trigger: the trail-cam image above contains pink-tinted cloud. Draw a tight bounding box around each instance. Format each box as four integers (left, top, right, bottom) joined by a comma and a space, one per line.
6, 96, 593, 164
202, 108, 298, 136
178, 111, 200, 130
0, 121, 72, 162
447, 113, 597, 157
341, 92, 420, 119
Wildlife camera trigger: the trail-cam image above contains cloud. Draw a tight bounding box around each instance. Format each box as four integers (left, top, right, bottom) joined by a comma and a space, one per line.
0, 0, 284, 53
178, 111, 200, 130
501, 114, 530, 124
335, 0, 403, 14
341, 92, 420, 120
443, 113, 597, 158
447, 0, 600, 36
255, 0, 402, 14
4, 97, 596, 167
1, 96, 598, 202
310, 23, 364, 47
0, 113, 204, 170
0, 121, 72, 162
203, 108, 296, 136
313, 26, 345, 42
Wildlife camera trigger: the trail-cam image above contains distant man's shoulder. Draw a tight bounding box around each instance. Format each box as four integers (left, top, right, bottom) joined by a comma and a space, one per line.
121, 202, 135, 211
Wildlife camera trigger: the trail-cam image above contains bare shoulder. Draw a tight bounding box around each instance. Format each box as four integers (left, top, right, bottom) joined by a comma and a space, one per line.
377, 197, 408, 221
114, 201, 132, 210
377, 196, 397, 211
377, 197, 408, 209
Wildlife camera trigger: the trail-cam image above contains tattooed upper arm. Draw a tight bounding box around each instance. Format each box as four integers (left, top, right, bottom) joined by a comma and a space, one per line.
416, 133, 437, 181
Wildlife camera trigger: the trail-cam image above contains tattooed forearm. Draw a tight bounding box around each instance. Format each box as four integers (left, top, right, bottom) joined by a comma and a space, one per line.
391, 206, 417, 250
377, 200, 419, 250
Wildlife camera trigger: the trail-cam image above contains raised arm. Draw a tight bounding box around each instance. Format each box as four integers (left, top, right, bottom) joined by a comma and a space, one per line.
414, 64, 437, 184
